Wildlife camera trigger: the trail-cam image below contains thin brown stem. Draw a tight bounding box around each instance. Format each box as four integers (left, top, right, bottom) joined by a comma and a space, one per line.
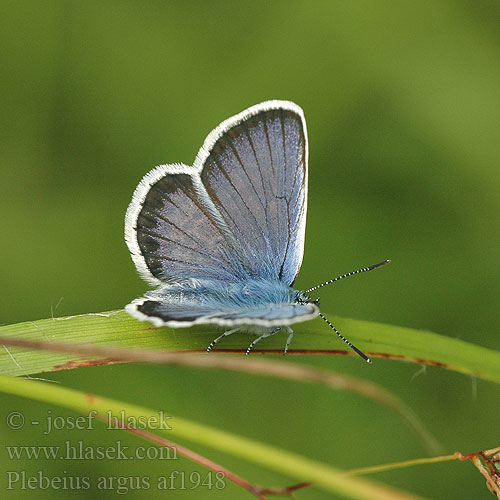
456, 447, 500, 498
0, 335, 440, 454
99, 414, 311, 499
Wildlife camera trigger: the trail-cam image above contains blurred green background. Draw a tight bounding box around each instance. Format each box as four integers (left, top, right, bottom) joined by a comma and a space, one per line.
1, 1, 500, 498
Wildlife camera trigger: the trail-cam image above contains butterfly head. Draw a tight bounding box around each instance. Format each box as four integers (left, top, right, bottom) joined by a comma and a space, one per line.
294, 290, 317, 306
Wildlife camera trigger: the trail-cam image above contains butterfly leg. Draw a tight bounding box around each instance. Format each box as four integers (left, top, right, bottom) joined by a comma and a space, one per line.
206, 328, 240, 353
283, 326, 294, 355
245, 327, 281, 356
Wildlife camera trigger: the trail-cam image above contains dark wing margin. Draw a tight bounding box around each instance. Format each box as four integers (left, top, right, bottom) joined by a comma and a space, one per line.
125, 163, 249, 284
196, 100, 308, 285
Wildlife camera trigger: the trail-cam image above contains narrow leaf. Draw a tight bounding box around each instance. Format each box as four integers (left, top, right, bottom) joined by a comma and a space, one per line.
1, 311, 499, 383
0, 374, 427, 500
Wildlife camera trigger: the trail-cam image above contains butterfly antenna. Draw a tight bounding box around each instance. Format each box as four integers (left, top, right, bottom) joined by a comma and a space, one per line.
305, 259, 391, 293
319, 313, 371, 363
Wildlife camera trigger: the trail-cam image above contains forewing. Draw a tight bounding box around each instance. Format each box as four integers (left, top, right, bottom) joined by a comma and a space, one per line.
197, 101, 308, 285
125, 163, 249, 284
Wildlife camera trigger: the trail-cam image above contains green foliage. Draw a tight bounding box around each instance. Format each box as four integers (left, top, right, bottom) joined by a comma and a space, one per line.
1, 1, 500, 498
0, 374, 426, 500
1, 311, 500, 384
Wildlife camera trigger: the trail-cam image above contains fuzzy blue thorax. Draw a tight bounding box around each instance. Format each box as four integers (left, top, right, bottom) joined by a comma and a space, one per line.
151, 278, 309, 312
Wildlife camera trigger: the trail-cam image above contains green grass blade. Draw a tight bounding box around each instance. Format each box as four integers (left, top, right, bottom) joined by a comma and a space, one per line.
1, 310, 499, 383
0, 374, 426, 500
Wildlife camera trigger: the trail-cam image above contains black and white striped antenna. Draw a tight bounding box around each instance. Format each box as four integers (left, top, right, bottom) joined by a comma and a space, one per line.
305, 259, 391, 293
306, 259, 391, 363
319, 312, 371, 363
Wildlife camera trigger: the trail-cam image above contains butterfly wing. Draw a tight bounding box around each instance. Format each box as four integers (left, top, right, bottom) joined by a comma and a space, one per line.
126, 284, 318, 328
125, 163, 251, 285
198, 100, 308, 285
125, 100, 308, 287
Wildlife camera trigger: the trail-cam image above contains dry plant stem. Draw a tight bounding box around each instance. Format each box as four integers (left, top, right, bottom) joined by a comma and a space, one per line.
0, 335, 439, 453
470, 456, 499, 498
100, 415, 311, 500
455, 445, 500, 458
257, 482, 312, 497
456, 447, 500, 498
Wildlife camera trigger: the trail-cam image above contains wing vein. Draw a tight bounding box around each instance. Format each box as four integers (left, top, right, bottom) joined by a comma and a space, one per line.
209, 151, 270, 247
225, 133, 267, 213
141, 208, 205, 250
139, 226, 231, 268
262, 115, 275, 177
240, 120, 273, 247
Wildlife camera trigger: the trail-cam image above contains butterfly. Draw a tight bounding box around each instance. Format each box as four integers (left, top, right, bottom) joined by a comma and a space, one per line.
125, 100, 389, 361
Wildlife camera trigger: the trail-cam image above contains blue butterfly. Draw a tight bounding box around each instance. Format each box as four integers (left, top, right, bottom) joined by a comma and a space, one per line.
125, 101, 389, 361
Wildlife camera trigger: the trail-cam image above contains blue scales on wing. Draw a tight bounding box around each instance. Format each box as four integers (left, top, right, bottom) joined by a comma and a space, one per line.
125, 101, 316, 327
128, 167, 251, 283
131, 279, 317, 327
199, 105, 307, 285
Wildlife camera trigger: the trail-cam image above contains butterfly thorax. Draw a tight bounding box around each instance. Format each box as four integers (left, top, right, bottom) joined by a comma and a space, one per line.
152, 278, 306, 308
